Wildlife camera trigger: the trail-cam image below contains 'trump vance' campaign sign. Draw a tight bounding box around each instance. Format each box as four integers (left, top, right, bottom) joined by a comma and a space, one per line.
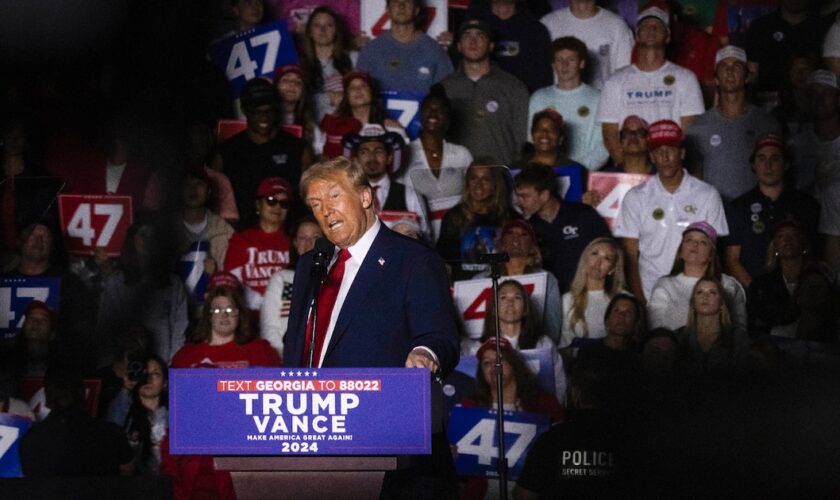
169, 368, 431, 455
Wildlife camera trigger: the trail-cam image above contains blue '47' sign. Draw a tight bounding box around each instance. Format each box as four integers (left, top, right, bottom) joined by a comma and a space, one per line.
0, 277, 61, 340
448, 406, 549, 480
208, 21, 298, 98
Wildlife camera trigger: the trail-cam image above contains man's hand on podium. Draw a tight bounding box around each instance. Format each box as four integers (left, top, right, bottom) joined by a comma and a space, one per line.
405, 348, 438, 372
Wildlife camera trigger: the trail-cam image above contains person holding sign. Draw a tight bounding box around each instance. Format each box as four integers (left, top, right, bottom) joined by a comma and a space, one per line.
284, 156, 459, 497
476, 280, 566, 403
560, 237, 628, 349
356, 0, 453, 95
459, 337, 563, 499
473, 219, 562, 345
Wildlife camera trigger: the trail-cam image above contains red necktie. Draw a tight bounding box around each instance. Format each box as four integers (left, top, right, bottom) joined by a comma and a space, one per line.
302, 248, 351, 367
371, 185, 382, 213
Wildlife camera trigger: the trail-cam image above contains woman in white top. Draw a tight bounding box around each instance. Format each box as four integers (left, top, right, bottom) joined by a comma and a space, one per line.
648, 221, 747, 332
399, 88, 473, 241
560, 237, 627, 348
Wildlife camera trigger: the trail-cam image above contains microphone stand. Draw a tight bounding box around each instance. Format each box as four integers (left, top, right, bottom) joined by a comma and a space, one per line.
478, 251, 510, 499
307, 240, 333, 368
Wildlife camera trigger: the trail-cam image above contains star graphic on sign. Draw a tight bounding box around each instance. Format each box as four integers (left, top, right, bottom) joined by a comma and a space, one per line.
297, 371, 302, 376
304, 371, 310, 376
280, 371, 286, 377
312, 371, 318, 377
378, 257, 385, 266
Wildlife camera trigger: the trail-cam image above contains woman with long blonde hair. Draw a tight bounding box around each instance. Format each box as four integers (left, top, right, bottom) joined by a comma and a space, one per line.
560, 237, 627, 348
677, 278, 747, 372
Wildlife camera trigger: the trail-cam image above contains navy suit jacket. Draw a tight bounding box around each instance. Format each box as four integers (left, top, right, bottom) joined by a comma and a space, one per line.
284, 224, 459, 374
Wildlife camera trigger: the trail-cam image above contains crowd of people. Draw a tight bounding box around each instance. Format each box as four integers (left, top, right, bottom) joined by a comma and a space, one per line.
3, 0, 840, 498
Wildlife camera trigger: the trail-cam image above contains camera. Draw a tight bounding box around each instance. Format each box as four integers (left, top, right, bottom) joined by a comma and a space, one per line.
126, 353, 148, 386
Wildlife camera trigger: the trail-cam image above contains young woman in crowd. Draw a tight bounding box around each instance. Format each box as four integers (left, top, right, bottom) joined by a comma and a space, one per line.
436, 160, 517, 281
164, 285, 279, 499
676, 278, 748, 373
517, 109, 575, 169
105, 354, 168, 475
319, 71, 404, 158
561, 237, 627, 349
647, 221, 747, 333
299, 6, 357, 122
399, 87, 473, 242
459, 337, 563, 499
475, 280, 566, 403
273, 64, 317, 147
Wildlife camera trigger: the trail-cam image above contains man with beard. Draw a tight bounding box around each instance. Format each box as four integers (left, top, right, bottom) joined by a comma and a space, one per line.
345, 124, 431, 240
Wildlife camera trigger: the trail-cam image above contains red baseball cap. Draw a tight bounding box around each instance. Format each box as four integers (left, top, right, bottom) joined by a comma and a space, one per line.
475, 337, 515, 360
207, 271, 243, 293
751, 133, 786, 159
647, 120, 683, 150
256, 177, 293, 199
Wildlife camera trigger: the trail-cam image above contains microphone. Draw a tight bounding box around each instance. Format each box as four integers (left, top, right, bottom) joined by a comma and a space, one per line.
476, 251, 510, 265
311, 237, 335, 282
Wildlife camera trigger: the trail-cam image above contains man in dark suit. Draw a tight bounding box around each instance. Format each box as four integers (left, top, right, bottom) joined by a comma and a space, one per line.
284, 156, 460, 498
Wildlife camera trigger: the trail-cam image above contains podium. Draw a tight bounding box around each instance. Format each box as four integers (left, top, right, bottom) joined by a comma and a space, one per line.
215, 456, 409, 499
170, 368, 433, 499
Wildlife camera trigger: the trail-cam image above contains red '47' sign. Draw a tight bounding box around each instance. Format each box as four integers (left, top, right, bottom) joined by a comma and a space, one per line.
58, 194, 133, 257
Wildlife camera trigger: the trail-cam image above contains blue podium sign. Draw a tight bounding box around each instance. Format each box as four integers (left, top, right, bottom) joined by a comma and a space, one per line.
448, 406, 549, 480
169, 368, 431, 455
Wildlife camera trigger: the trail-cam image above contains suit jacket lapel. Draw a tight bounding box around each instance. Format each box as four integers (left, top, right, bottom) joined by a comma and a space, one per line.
323, 228, 392, 361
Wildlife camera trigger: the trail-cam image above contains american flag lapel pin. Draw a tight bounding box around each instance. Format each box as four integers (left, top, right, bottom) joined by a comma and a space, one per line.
378, 257, 385, 266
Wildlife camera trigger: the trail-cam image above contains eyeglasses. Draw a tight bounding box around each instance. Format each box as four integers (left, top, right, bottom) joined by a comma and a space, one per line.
210, 307, 238, 316
264, 196, 290, 208
620, 129, 648, 139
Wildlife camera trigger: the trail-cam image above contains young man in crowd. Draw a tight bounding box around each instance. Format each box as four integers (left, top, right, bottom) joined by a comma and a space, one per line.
614, 120, 727, 303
